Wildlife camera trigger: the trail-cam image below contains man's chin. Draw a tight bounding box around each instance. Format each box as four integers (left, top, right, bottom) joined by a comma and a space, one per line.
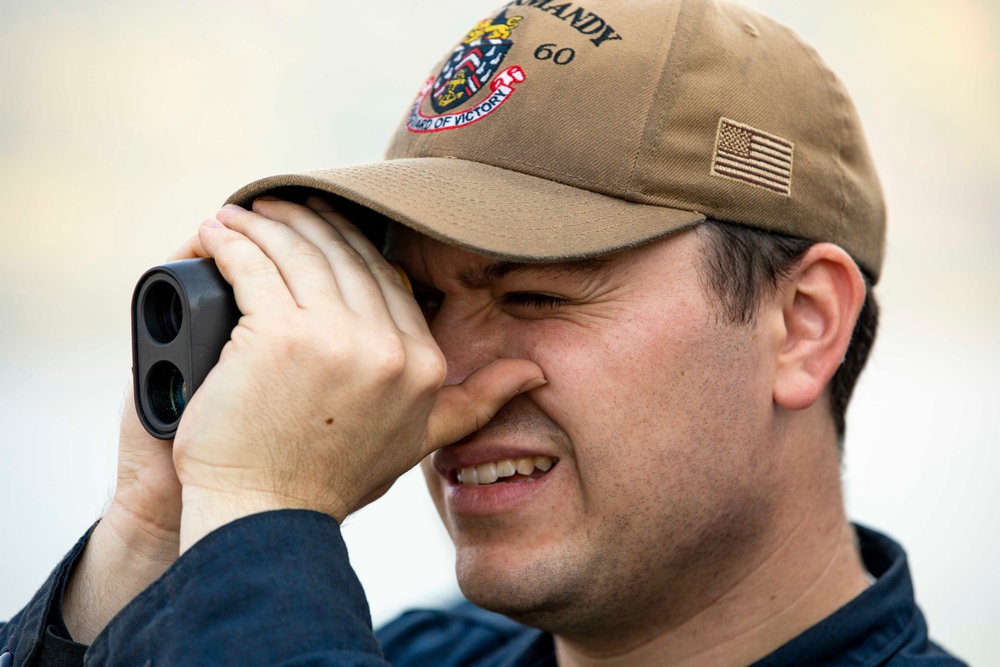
461, 580, 575, 630
455, 552, 583, 631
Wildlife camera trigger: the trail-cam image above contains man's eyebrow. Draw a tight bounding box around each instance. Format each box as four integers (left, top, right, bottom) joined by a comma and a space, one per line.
457, 258, 609, 290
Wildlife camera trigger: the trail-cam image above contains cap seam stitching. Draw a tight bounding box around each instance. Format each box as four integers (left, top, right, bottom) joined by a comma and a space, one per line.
795, 30, 850, 244
625, 0, 691, 198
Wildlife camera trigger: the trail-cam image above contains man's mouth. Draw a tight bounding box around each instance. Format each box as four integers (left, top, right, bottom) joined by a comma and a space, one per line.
455, 456, 557, 486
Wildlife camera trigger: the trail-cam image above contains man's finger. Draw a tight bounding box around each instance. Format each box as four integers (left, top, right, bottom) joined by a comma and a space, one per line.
251, 198, 398, 324
423, 359, 547, 456
303, 196, 430, 339
215, 205, 345, 311
198, 221, 297, 316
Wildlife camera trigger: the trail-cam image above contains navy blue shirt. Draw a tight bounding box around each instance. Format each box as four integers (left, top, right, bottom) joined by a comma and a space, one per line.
0, 512, 968, 666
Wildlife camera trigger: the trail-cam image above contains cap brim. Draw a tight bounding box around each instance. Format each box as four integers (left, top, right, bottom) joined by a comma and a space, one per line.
226, 157, 705, 262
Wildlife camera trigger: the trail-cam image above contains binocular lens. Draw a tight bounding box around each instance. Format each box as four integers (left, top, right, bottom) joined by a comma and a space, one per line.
147, 361, 189, 424
143, 281, 183, 344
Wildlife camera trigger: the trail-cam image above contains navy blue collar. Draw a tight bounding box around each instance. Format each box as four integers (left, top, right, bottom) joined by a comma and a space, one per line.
751, 524, 932, 666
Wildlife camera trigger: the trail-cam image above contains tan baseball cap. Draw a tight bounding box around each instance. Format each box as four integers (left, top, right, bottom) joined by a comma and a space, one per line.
228, 0, 886, 282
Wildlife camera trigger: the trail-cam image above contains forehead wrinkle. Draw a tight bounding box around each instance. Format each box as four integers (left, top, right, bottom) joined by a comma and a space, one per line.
457, 258, 610, 290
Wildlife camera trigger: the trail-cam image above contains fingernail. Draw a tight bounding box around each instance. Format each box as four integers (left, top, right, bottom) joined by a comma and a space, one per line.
518, 377, 547, 393
202, 218, 225, 229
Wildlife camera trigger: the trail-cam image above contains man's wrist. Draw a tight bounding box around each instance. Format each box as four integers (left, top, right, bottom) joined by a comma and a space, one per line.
179, 486, 346, 554
62, 505, 179, 644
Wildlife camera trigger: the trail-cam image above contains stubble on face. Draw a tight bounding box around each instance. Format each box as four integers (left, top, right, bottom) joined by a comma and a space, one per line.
411, 230, 782, 646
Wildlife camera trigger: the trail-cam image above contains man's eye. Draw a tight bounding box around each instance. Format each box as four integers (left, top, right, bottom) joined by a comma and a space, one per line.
502, 292, 567, 309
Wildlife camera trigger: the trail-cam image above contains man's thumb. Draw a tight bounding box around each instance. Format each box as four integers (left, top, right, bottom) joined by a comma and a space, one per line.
423, 359, 546, 456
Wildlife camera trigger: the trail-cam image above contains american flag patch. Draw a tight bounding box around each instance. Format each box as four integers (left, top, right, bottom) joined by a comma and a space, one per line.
711, 118, 795, 196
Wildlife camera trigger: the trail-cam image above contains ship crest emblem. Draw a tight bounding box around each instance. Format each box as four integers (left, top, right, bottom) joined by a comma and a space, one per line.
431, 10, 523, 113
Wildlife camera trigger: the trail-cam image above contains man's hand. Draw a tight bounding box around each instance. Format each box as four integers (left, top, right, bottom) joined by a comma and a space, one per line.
61, 197, 542, 641
173, 197, 544, 552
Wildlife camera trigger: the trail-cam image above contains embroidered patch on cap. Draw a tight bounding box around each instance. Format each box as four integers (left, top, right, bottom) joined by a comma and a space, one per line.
407, 10, 526, 133
711, 118, 795, 196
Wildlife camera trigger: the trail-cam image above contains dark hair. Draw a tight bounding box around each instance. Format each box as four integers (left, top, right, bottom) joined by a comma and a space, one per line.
695, 220, 879, 447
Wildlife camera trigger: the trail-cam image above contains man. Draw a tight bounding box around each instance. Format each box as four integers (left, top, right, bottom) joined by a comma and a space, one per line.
0, 0, 967, 665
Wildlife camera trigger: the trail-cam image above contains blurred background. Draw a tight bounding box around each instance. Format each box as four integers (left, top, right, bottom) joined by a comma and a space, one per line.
0, 0, 996, 663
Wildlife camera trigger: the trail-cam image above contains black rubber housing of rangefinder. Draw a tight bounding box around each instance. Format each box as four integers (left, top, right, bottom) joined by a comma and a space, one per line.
131, 258, 241, 440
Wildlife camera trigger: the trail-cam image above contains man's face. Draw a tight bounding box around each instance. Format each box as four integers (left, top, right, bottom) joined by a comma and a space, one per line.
390, 227, 784, 639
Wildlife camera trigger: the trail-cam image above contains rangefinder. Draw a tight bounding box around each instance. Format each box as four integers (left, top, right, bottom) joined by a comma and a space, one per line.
131, 258, 240, 440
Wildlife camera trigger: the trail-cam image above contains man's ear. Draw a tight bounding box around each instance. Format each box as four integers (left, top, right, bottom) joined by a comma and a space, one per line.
772, 244, 867, 411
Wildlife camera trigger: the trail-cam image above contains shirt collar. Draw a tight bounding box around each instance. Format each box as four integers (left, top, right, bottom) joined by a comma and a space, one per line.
750, 524, 926, 667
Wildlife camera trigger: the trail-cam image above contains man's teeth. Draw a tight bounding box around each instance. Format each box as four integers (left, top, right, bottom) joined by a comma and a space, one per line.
456, 456, 555, 485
